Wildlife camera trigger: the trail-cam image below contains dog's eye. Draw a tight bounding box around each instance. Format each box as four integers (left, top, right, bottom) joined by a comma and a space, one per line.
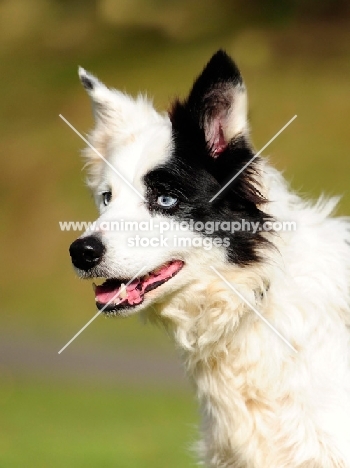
157, 195, 178, 208
102, 191, 112, 206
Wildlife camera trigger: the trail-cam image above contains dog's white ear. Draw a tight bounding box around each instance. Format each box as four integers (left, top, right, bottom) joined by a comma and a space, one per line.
185, 50, 248, 158
78, 67, 116, 124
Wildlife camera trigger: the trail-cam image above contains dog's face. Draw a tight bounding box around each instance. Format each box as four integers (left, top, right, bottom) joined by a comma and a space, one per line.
69, 50, 269, 316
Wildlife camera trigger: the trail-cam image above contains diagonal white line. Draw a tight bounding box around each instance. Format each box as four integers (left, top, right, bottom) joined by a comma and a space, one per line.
210, 266, 298, 353
59, 114, 145, 201
209, 115, 297, 203
58, 266, 147, 354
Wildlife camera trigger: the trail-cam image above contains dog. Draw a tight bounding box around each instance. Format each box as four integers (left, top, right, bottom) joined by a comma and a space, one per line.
69, 50, 350, 467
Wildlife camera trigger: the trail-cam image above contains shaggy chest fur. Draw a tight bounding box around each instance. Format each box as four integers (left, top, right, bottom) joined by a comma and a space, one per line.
153, 171, 350, 467
70, 50, 350, 467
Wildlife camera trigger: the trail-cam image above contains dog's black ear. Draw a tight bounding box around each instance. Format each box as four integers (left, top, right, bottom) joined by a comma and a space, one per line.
179, 50, 248, 158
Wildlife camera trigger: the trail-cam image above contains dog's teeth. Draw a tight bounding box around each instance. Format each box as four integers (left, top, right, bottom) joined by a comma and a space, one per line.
119, 284, 127, 300
92, 282, 97, 292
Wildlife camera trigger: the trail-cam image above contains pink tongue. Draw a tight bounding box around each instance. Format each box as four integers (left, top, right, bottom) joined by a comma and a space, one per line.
142, 260, 183, 290
95, 281, 142, 305
95, 260, 184, 306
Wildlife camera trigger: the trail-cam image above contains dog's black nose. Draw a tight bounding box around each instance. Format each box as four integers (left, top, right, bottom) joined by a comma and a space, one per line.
69, 236, 105, 271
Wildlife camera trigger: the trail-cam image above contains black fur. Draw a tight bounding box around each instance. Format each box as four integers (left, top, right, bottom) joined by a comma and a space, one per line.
185, 49, 244, 137
144, 50, 272, 265
80, 74, 94, 90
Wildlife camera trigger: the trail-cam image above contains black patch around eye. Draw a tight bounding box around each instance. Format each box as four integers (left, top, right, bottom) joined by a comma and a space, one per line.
143, 173, 171, 210
142, 48, 273, 267
143, 128, 273, 266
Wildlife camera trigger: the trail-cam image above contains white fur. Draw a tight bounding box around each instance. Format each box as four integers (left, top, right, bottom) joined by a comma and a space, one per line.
79, 70, 350, 467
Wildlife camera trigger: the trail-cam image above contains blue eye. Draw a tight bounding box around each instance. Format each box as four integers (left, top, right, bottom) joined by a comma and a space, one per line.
102, 191, 112, 206
157, 195, 178, 208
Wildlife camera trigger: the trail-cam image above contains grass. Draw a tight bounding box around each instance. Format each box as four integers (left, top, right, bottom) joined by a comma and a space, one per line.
0, 377, 197, 468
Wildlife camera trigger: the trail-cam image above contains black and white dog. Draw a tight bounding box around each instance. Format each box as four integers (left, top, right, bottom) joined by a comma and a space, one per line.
69, 51, 350, 467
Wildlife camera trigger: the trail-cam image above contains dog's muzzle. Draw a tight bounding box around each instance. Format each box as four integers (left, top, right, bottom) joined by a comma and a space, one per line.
69, 235, 105, 271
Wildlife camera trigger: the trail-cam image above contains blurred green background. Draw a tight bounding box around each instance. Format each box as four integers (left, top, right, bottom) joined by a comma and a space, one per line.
0, 0, 349, 466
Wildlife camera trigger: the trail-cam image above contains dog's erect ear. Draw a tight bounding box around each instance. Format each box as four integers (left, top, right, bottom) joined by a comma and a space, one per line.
78, 67, 117, 124
185, 50, 248, 158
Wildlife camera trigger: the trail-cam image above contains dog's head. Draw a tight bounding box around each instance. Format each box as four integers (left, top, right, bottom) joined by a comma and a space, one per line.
69, 50, 269, 317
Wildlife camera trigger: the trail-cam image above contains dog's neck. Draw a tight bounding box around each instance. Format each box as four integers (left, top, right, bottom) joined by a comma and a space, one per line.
163, 268, 270, 357
151, 267, 288, 466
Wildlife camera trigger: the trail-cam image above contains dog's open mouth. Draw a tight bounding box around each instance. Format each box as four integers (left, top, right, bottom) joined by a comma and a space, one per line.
94, 260, 184, 312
